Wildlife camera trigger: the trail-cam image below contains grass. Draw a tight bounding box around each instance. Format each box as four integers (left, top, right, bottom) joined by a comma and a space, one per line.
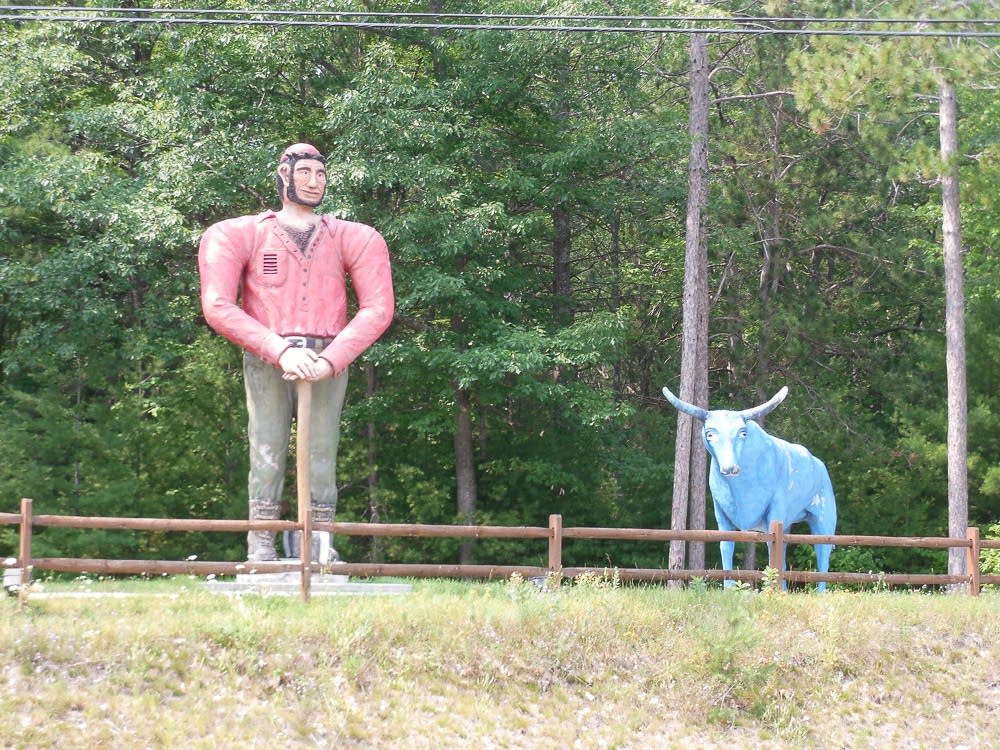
2, 574, 998, 749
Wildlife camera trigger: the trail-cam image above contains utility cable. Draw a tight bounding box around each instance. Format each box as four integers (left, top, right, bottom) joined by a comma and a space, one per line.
1, 5, 998, 37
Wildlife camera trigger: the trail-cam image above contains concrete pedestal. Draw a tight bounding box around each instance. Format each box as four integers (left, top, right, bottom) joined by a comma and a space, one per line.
4, 567, 22, 595
205, 559, 411, 596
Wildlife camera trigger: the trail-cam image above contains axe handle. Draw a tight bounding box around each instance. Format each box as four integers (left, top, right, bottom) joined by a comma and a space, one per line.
296, 379, 312, 601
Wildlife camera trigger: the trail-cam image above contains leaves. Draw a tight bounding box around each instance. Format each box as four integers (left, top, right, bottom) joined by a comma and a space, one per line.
0, 1, 997, 570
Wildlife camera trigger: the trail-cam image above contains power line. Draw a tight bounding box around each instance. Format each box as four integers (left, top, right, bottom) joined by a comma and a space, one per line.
1, 5, 999, 37
4, 6, 1000, 24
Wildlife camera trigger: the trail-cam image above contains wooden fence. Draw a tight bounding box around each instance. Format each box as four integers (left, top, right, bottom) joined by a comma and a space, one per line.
2, 497, 998, 602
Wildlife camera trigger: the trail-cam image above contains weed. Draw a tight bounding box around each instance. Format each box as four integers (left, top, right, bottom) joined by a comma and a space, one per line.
692, 591, 803, 731
864, 570, 891, 593
505, 571, 534, 601
688, 575, 709, 593
981, 523, 1000, 591
573, 568, 621, 590
760, 566, 782, 594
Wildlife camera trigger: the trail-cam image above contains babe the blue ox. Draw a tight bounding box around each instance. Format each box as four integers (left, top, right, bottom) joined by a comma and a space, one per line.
663, 385, 837, 590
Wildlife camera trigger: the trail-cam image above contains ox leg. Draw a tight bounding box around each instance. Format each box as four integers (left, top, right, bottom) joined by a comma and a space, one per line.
781, 542, 789, 591
720, 539, 736, 589
809, 486, 837, 593
814, 543, 833, 593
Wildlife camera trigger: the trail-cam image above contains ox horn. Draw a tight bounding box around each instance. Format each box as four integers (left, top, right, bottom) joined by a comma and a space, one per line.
739, 386, 789, 421
661, 386, 709, 420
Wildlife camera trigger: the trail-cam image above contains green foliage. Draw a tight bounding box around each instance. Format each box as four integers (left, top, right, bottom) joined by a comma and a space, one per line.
0, 1, 997, 575
982, 523, 1000, 589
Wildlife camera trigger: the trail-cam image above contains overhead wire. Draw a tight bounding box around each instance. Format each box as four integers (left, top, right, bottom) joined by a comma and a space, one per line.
1, 5, 999, 37
3, 6, 1000, 23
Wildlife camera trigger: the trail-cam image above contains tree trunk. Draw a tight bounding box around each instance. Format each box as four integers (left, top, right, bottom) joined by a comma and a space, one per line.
610, 209, 624, 397
668, 29, 711, 580
451, 248, 479, 566
454, 384, 478, 565
552, 203, 573, 326
429, 0, 446, 78
939, 78, 968, 582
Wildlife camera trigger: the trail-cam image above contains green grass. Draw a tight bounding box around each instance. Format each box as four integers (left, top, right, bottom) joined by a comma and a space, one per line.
3, 575, 998, 749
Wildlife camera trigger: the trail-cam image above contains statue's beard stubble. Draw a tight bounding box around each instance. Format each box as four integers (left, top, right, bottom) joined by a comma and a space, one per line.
285, 181, 325, 208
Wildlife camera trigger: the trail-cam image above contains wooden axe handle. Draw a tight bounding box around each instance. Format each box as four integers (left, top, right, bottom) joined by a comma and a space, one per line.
296, 379, 312, 601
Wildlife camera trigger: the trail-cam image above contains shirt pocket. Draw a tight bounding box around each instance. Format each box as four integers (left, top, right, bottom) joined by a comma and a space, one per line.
251, 247, 290, 287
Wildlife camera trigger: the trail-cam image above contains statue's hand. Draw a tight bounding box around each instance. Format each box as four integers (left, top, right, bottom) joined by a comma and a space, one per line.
306, 357, 335, 382
278, 347, 320, 381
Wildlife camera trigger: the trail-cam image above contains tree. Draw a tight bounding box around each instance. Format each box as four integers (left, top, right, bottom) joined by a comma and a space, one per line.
939, 78, 969, 579
668, 25, 710, 579
2, 2, 995, 578
323, 9, 689, 564
785, 0, 996, 579
0, 7, 367, 560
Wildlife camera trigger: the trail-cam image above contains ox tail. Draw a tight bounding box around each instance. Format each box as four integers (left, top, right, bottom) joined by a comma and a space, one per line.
661, 386, 709, 420
739, 386, 789, 421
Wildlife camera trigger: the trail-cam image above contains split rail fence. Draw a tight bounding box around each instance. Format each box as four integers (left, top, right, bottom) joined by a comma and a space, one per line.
3, 497, 998, 602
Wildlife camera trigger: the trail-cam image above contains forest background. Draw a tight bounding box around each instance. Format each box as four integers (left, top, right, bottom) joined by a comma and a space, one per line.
0, 1, 997, 578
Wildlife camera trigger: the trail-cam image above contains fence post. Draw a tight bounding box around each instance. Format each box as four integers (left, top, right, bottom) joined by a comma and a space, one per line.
548, 514, 563, 574
966, 526, 981, 597
768, 520, 784, 590
18, 498, 33, 608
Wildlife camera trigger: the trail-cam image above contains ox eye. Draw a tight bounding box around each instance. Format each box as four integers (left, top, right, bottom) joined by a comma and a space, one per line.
738, 429, 747, 439
705, 430, 716, 441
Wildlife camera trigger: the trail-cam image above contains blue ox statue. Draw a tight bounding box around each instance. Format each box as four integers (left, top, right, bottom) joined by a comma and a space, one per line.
662, 385, 837, 590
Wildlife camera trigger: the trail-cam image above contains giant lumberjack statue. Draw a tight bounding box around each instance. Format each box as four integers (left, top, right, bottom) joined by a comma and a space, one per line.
199, 143, 394, 561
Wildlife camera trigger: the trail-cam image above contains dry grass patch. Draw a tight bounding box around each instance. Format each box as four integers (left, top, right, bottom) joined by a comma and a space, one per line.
2, 577, 997, 749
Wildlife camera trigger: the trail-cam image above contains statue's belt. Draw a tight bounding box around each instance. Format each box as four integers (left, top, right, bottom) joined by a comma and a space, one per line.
284, 335, 333, 351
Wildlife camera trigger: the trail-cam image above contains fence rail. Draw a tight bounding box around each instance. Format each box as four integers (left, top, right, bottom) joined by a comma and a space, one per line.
3, 498, 998, 603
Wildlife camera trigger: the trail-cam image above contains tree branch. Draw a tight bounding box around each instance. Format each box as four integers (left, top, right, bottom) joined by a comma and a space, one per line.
713, 90, 795, 104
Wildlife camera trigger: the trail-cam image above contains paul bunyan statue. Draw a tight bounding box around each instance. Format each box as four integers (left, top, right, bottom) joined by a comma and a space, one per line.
199, 143, 394, 562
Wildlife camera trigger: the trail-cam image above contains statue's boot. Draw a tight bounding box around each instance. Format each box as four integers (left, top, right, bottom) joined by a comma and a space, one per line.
247, 498, 281, 562
310, 501, 341, 563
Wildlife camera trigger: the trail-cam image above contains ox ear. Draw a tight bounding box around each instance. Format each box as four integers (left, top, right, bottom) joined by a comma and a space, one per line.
662, 386, 709, 420
740, 386, 788, 421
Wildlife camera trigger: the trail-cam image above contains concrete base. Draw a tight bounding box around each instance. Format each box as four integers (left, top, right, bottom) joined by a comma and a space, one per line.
206, 559, 411, 597
236, 564, 350, 587
206, 580, 412, 596
4, 567, 22, 594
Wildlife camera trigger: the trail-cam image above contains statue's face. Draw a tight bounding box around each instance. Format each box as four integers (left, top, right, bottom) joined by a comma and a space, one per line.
703, 412, 751, 477
280, 157, 327, 207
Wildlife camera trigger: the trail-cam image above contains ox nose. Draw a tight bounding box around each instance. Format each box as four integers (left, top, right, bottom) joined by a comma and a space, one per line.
722, 465, 741, 477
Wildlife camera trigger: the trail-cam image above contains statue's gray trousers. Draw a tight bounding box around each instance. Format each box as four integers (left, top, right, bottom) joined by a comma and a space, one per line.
243, 351, 348, 558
